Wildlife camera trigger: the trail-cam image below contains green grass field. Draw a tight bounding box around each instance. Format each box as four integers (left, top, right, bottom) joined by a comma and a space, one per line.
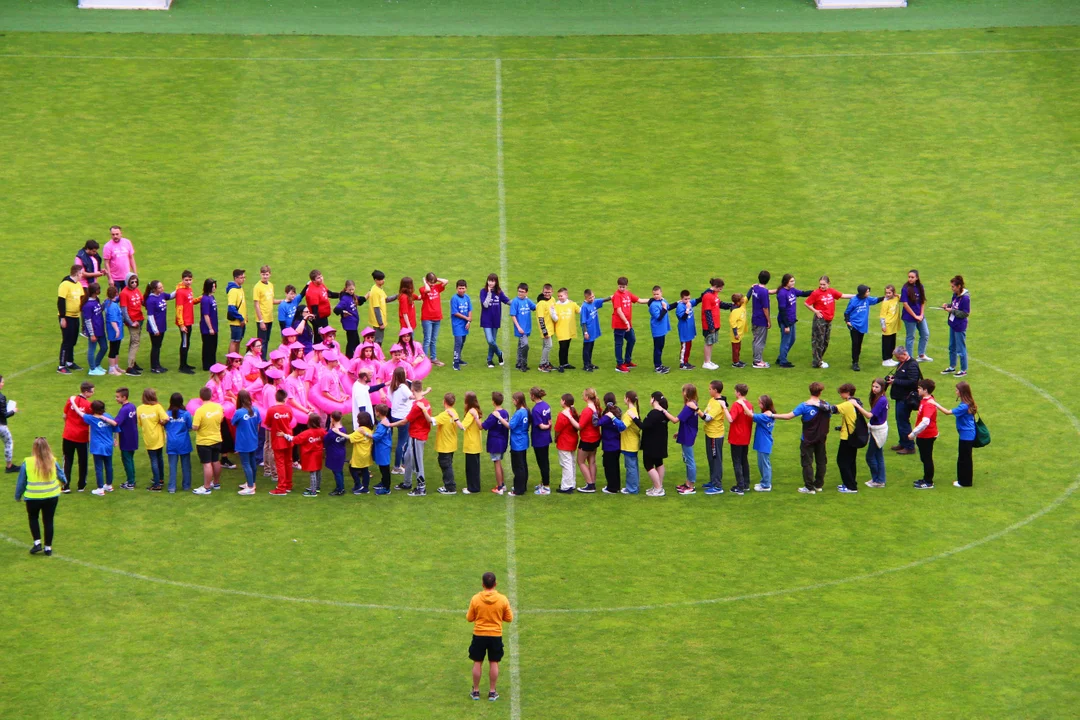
1, 23, 1078, 719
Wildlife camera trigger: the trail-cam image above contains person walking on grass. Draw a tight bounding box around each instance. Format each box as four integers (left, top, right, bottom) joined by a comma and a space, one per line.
14, 437, 67, 556
467, 571, 513, 702
0, 374, 20, 474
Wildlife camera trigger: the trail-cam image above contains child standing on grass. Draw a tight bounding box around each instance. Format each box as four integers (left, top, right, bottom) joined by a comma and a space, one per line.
82, 282, 106, 375
462, 392, 483, 494
451, 280, 473, 371
230, 390, 262, 495
648, 285, 672, 375
727, 383, 753, 495
509, 283, 536, 372
529, 387, 552, 494
597, 392, 624, 495
267, 389, 294, 496
334, 280, 365, 357
579, 289, 608, 372
747, 270, 776, 369
322, 411, 349, 496
699, 380, 731, 496
165, 393, 193, 493
504, 392, 531, 496
729, 294, 748, 369
479, 273, 511, 368
284, 412, 326, 498
620, 391, 642, 494
674, 384, 700, 495
675, 290, 698, 370
367, 270, 389, 347
277, 285, 301, 340
81, 399, 118, 496
929, 381, 978, 487
535, 284, 556, 373
775, 274, 812, 369
395, 276, 420, 334
576, 388, 601, 493
174, 270, 197, 373
113, 387, 139, 490
104, 285, 125, 376
372, 404, 394, 495
805, 276, 856, 369
434, 393, 464, 495
144, 279, 175, 373
864, 378, 890, 488
909, 379, 939, 489
641, 392, 672, 497
62, 382, 94, 492
136, 388, 169, 491
843, 285, 882, 373
482, 392, 510, 494
348, 411, 374, 495
467, 571, 514, 703
551, 288, 581, 373
554, 393, 580, 494
192, 387, 225, 495
399, 381, 435, 497
699, 278, 732, 371
420, 272, 448, 366
752, 395, 776, 492
833, 382, 874, 494
879, 285, 901, 367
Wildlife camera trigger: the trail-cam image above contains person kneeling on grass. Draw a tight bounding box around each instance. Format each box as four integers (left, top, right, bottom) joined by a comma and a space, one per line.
467, 571, 514, 703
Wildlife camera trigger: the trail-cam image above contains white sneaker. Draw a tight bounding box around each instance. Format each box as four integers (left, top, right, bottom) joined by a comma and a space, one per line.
753, 484, 771, 492
390, 466, 405, 475
819, 361, 829, 369
702, 361, 719, 370
798, 487, 816, 494
104, 485, 114, 493
952, 481, 963, 488
645, 487, 666, 497
238, 487, 255, 495
461, 488, 472, 495
193, 487, 212, 495
91, 488, 106, 496
882, 359, 899, 367
917, 355, 933, 363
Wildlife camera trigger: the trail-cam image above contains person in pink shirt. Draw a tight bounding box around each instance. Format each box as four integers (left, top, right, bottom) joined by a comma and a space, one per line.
285, 360, 316, 425
101, 226, 137, 287
241, 338, 264, 381
310, 351, 351, 417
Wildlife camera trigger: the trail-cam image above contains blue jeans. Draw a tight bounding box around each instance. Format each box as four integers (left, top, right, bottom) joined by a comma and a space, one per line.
168, 453, 192, 492
904, 317, 930, 357
93, 453, 113, 488
422, 320, 441, 361
681, 443, 696, 484
622, 451, 640, 493
895, 398, 915, 450
255, 428, 265, 466
652, 336, 665, 369
147, 448, 164, 485
948, 328, 967, 371
87, 338, 106, 369
614, 328, 636, 366
756, 451, 772, 489
238, 450, 258, 487
776, 321, 796, 364
483, 326, 503, 363
331, 468, 345, 492
453, 334, 467, 367
391, 420, 409, 468
865, 437, 886, 484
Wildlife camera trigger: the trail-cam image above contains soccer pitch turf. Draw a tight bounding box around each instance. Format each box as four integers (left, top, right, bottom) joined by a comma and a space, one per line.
1, 25, 1078, 719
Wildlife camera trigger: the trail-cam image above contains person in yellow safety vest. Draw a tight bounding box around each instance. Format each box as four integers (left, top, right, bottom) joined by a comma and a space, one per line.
14, 437, 66, 556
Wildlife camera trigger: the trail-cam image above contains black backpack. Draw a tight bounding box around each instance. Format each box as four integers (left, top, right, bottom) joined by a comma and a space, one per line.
849, 398, 870, 449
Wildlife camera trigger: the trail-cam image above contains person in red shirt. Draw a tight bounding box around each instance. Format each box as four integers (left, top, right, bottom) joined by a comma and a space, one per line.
420, 272, 448, 366
304, 269, 338, 333
267, 390, 296, 495
611, 276, 650, 373
394, 277, 421, 335
909, 379, 939, 489
174, 270, 197, 375
726, 383, 754, 494
61, 381, 95, 491
284, 412, 327, 497
554, 394, 580, 493
118, 273, 145, 375
392, 381, 433, 495
575, 389, 601, 493
803, 275, 854, 370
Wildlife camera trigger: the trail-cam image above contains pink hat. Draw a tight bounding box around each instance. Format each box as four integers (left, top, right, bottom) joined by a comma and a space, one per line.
360, 326, 375, 336
265, 367, 284, 380
209, 363, 227, 374
290, 359, 308, 371
311, 343, 327, 352
389, 343, 404, 353
253, 359, 270, 369
269, 347, 288, 360
324, 350, 340, 363
398, 328, 413, 337
245, 338, 261, 348
281, 327, 299, 338
225, 352, 242, 360
319, 326, 336, 335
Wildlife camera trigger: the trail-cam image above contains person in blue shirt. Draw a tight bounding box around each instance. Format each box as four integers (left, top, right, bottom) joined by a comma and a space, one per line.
165, 393, 193, 492
675, 290, 699, 370
104, 285, 125, 376
372, 404, 394, 494
509, 283, 537, 373
500, 392, 532, 496
772, 382, 833, 494
930, 381, 979, 488
277, 284, 303, 336
230, 390, 263, 494
647, 285, 672, 374
579, 289, 609, 373
752, 395, 776, 492
79, 399, 119, 495
450, 280, 473, 371
843, 284, 883, 373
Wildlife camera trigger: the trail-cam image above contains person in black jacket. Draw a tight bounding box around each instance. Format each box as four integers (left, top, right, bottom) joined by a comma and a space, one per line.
640, 391, 674, 496
886, 348, 921, 455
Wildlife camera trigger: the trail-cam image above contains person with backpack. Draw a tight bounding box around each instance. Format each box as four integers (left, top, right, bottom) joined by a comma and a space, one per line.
832, 383, 873, 493
772, 382, 833, 494
928, 381, 979, 487
886, 347, 921, 455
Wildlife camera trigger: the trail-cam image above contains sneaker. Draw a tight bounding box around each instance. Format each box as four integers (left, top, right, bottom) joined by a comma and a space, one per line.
940, 367, 956, 375
67, 363, 83, 371
797, 487, 816, 494
148, 484, 163, 492
471, 691, 481, 701
374, 487, 391, 495
125, 368, 142, 376
819, 361, 829, 369
292, 462, 301, 470
882, 359, 899, 367
645, 487, 666, 497
601, 487, 617, 494
212, 483, 221, 490
954, 370, 967, 377
459, 360, 469, 366
508, 491, 524, 496
555, 487, 574, 494
91, 487, 106, 496
492, 485, 505, 495
539, 364, 551, 373
238, 487, 256, 495
577, 483, 596, 493
61, 484, 72, 494
589, 364, 601, 371
778, 361, 795, 368
220, 458, 236, 469
952, 481, 963, 487
408, 487, 427, 496
852, 363, 861, 372
453, 364, 461, 371
563, 364, 576, 370
432, 360, 445, 367
461, 488, 472, 495
487, 363, 496, 369
391, 466, 405, 475
583, 366, 594, 373
556, 365, 566, 373
150, 367, 168, 374
615, 364, 629, 373
654, 366, 670, 374
30, 544, 44, 555
837, 485, 858, 493
104, 485, 114, 493
702, 361, 719, 370
913, 480, 934, 489
133, 363, 144, 372
437, 487, 457, 495
619, 487, 634, 494
351, 487, 364, 495
731, 361, 746, 369
119, 482, 135, 490
753, 361, 770, 369
269, 489, 288, 495
677, 484, 696, 495
894, 448, 915, 455
704, 485, 724, 495
44, 548, 52, 556
88, 366, 106, 376
865, 481, 886, 488
56, 367, 72, 375
917, 355, 933, 363
627, 362, 638, 368
498, 357, 505, 366
303, 489, 318, 497
753, 484, 771, 492
193, 487, 212, 495
682, 363, 695, 370
489, 691, 499, 702
179, 366, 196, 375
730, 487, 745, 496
394, 481, 412, 491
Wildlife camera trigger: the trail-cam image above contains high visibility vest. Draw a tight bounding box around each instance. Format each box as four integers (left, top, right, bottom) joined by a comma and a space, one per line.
22, 457, 62, 500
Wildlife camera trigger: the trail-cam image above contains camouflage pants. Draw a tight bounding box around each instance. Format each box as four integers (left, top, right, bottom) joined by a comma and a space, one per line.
811, 317, 832, 366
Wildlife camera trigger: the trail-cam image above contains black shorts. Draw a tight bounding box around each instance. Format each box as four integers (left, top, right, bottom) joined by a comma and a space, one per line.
643, 455, 665, 471
196, 443, 222, 464
469, 635, 505, 663
578, 440, 599, 452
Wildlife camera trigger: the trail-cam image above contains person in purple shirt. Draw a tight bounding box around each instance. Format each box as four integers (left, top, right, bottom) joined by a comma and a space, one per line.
114, 388, 140, 489
901, 269, 932, 362
81, 283, 107, 375
323, 414, 350, 496
199, 278, 219, 371
479, 273, 511, 368
529, 387, 553, 494
747, 270, 777, 369
596, 392, 625, 494
864, 379, 890, 487
481, 392, 510, 493
333, 280, 366, 357
672, 384, 700, 494
940, 275, 970, 377
143, 280, 175, 374
774, 273, 813, 369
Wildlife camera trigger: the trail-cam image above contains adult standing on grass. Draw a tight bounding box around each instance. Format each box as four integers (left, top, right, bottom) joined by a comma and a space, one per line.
775, 273, 812, 368
101, 225, 136, 289
929, 381, 978, 488
467, 571, 513, 703
611, 276, 650, 373
14, 437, 66, 557
940, 275, 970, 378
57, 265, 85, 374
886, 347, 921, 455
641, 391, 673, 496
119, 272, 145, 376
901, 269, 932, 363
803, 276, 854, 369
74, 239, 105, 290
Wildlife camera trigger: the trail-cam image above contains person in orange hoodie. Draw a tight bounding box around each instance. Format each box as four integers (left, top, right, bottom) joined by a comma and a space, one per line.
466, 571, 514, 702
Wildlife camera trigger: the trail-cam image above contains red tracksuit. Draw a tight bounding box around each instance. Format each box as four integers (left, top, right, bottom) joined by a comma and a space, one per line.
269, 403, 295, 491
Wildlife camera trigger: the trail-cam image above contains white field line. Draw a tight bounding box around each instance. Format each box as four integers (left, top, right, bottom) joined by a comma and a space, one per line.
8, 360, 54, 378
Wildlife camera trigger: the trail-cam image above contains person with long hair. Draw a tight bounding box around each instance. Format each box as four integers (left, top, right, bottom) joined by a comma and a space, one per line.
864, 378, 890, 488
504, 392, 531, 496
940, 275, 971, 378
389, 366, 413, 480
462, 392, 484, 494
597, 392, 624, 494
620, 391, 642, 494
930, 381, 978, 487
576, 388, 601, 492
901, 269, 932, 363
14, 437, 66, 555
165, 392, 193, 492
479, 273, 511, 368
554, 393, 580, 493
641, 391, 673, 496
200, 277, 219, 371
529, 388, 552, 494
230, 389, 262, 494
751, 395, 776, 492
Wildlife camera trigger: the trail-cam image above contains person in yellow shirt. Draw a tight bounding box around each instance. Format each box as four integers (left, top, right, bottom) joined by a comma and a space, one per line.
367, 270, 388, 346
57, 266, 86, 373
348, 411, 374, 494
879, 284, 901, 367
136, 388, 169, 491
834, 382, 873, 493
252, 265, 279, 360
191, 387, 224, 495
534, 284, 556, 372
549, 287, 581, 372
698, 379, 732, 494
461, 391, 483, 493
466, 571, 514, 702
226, 268, 248, 356
620, 391, 642, 494
729, 294, 749, 369
434, 393, 465, 494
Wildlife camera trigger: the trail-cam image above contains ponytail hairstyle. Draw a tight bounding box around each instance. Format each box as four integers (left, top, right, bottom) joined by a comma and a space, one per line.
778, 273, 794, 291
869, 379, 886, 408
464, 391, 482, 417
560, 393, 578, 421
583, 387, 598, 411
603, 392, 622, 420
624, 389, 640, 416
236, 389, 253, 413
956, 381, 977, 414
650, 391, 668, 411
512, 391, 527, 410
32, 437, 56, 481
529, 387, 547, 402
390, 367, 408, 394
169, 392, 185, 419
907, 269, 925, 305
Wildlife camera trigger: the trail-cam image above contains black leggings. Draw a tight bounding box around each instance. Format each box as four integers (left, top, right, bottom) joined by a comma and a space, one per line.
149, 331, 164, 369
466, 453, 481, 493
346, 329, 360, 358
850, 328, 864, 364
957, 439, 974, 487
62, 439, 88, 488
59, 317, 79, 368
26, 496, 58, 545
558, 340, 571, 367
178, 326, 192, 368
202, 333, 218, 371
511, 449, 529, 495
533, 445, 550, 487
917, 436, 936, 485
730, 444, 750, 491
602, 449, 621, 493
